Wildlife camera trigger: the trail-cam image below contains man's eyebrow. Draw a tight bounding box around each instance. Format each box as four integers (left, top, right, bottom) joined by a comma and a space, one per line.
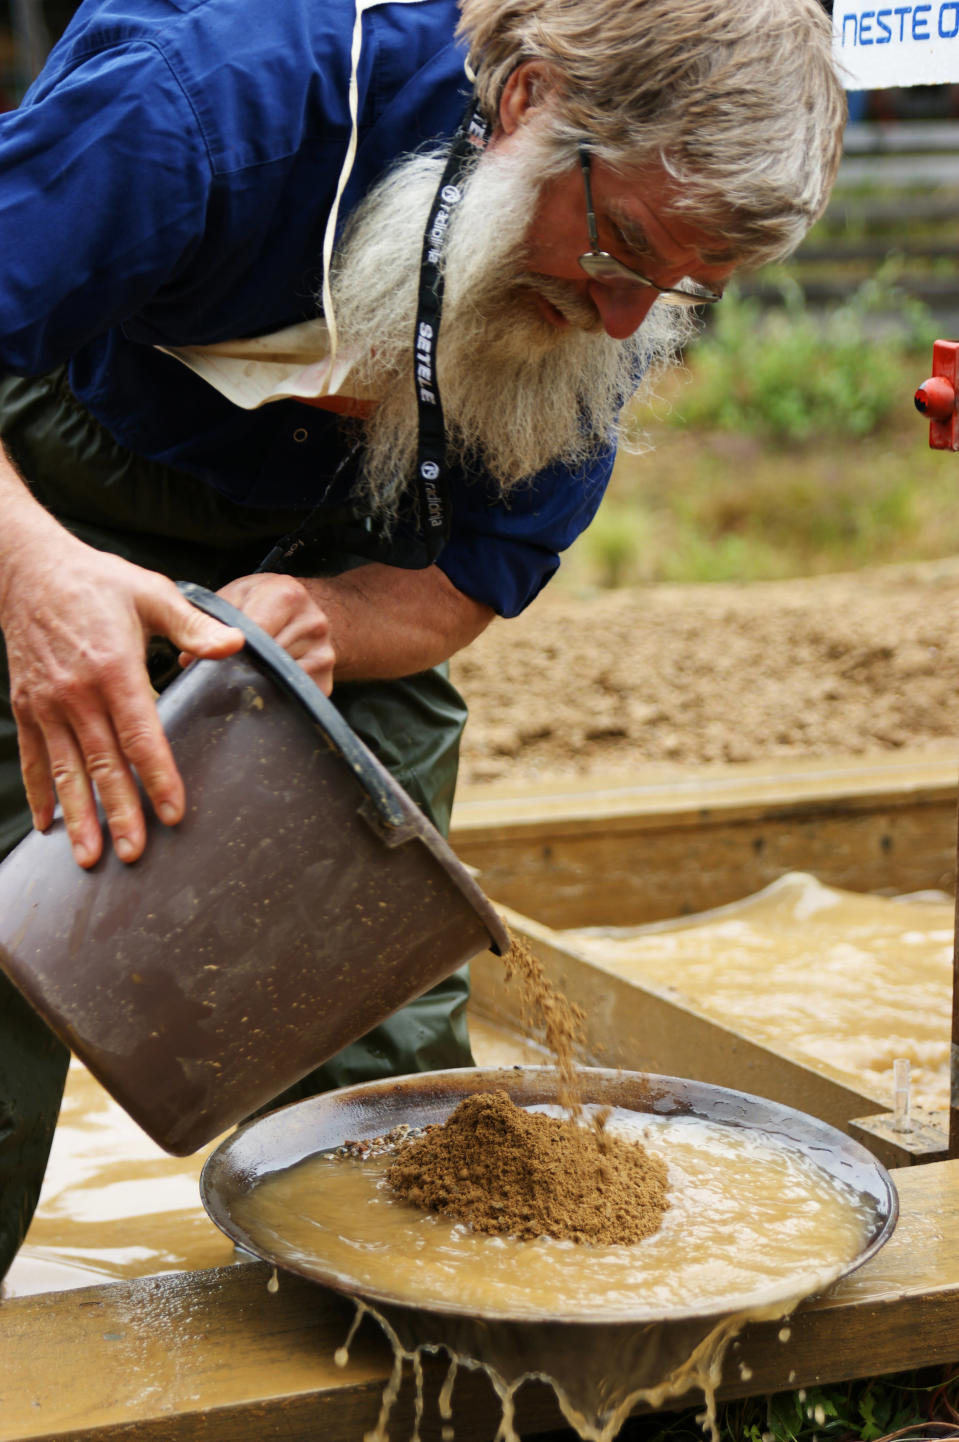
606, 203, 659, 264
608, 200, 738, 275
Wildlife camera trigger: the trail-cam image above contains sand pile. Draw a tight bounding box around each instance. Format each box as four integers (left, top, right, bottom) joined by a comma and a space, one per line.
386, 1090, 668, 1244
386, 934, 668, 1245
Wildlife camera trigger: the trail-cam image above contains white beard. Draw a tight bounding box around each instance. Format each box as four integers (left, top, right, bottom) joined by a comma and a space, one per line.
328, 134, 692, 520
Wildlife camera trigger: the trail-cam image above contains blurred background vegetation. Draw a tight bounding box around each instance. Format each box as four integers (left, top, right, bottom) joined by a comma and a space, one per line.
560, 280, 951, 591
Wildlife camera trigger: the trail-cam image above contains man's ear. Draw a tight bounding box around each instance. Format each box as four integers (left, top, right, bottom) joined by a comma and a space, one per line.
497, 60, 562, 136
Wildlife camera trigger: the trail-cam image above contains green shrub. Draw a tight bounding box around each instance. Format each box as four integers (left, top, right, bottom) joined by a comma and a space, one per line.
667, 274, 938, 444
579, 505, 651, 588
607, 1365, 959, 1442
558, 277, 956, 591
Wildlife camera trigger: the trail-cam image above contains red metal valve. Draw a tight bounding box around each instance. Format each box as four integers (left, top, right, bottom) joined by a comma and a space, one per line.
915, 340, 959, 451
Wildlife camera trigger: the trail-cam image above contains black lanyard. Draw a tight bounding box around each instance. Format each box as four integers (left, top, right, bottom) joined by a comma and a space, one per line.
412, 94, 492, 559
260, 95, 491, 577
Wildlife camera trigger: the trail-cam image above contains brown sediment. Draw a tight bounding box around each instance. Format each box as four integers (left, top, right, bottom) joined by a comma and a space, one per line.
500, 931, 586, 1116
452, 564, 959, 786
385, 1089, 668, 1244
386, 933, 668, 1244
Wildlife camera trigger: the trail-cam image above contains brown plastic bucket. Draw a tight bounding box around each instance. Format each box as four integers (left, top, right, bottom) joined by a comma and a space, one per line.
0, 584, 508, 1154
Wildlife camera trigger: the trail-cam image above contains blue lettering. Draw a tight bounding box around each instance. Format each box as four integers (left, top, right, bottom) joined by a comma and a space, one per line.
839, 0, 953, 42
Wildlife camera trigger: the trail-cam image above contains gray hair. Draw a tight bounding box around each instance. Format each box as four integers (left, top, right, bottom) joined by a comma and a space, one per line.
457, 0, 847, 268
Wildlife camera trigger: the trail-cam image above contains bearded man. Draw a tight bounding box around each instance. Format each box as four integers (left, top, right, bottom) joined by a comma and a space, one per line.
0, 0, 845, 1280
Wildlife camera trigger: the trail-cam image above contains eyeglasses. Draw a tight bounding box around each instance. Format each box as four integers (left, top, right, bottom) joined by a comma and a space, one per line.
577, 147, 722, 308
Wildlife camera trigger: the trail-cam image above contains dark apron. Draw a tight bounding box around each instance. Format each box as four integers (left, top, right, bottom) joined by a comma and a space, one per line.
0, 368, 474, 1280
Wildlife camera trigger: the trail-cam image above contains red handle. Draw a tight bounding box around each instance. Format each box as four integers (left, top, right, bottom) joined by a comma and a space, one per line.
915, 340, 959, 450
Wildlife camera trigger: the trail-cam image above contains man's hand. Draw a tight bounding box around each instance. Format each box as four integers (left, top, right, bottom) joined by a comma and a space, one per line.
198, 572, 336, 694
0, 518, 244, 869
203, 564, 492, 692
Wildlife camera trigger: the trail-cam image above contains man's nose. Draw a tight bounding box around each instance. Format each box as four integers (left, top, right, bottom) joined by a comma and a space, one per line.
586, 282, 658, 339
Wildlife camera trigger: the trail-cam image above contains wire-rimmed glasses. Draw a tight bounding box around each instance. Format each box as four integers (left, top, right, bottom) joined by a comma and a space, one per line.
577, 147, 723, 308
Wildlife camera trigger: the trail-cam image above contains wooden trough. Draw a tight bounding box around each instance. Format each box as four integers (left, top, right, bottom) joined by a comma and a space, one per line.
2, 749, 959, 1441
450, 750, 959, 931
3, 1169, 958, 1442
454, 748, 959, 1168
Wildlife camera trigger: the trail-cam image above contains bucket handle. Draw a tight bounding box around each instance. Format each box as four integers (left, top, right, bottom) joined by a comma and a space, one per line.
176, 581, 409, 832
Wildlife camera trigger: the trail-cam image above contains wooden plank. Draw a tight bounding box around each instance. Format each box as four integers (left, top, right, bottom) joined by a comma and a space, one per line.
850, 1108, 950, 1166
730, 1158, 959, 1395
842, 121, 959, 155
826, 196, 959, 225
1, 1161, 956, 1442
0, 1265, 494, 1442
793, 242, 959, 264
459, 806, 958, 930
454, 753, 959, 830
451, 754, 958, 929
744, 277, 959, 306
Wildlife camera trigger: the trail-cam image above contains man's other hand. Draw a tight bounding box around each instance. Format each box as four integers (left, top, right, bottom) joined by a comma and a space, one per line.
198, 573, 336, 694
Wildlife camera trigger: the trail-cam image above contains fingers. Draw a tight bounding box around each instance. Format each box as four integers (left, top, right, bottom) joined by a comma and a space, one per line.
96, 687, 186, 862
17, 715, 58, 836
16, 670, 184, 869
48, 719, 139, 869
147, 591, 246, 662
3, 549, 246, 870
9, 564, 316, 870
214, 574, 337, 695
23, 727, 100, 869
270, 613, 336, 694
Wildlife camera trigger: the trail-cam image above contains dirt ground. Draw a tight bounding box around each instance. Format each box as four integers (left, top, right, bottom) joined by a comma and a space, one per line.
452, 557, 959, 786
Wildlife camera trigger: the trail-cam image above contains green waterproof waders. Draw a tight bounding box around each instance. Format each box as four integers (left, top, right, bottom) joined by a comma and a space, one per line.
0, 369, 475, 1282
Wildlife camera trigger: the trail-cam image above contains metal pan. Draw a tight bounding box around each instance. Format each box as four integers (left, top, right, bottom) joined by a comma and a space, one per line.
200, 1067, 898, 1408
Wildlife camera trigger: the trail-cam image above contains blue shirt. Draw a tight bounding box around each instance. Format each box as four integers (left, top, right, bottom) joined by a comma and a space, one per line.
0, 0, 614, 616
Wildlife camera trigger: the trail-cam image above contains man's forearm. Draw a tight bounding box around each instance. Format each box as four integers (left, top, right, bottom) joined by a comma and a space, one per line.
305, 562, 495, 682
0, 444, 68, 608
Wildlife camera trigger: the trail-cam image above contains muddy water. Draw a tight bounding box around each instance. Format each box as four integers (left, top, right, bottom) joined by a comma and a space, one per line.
4, 990, 880, 1441
233, 1107, 876, 1442
232, 1109, 874, 1320
3, 1019, 544, 1299
5, 874, 901, 1317
342, 1289, 805, 1442
2, 1059, 234, 1297
562, 873, 953, 1110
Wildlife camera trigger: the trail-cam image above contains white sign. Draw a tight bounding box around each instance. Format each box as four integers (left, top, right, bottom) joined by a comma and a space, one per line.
833, 1, 959, 87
